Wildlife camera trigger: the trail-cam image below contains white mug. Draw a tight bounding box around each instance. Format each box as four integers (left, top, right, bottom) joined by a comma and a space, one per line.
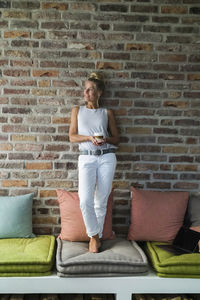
94, 132, 104, 143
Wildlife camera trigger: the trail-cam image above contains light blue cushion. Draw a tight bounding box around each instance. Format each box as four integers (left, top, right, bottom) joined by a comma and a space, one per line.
0, 193, 35, 238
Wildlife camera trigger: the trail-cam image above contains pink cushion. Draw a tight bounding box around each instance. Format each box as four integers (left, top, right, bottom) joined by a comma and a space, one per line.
127, 187, 189, 242
57, 189, 115, 242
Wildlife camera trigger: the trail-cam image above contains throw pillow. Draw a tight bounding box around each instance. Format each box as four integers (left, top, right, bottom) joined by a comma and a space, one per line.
127, 187, 189, 242
0, 193, 35, 238
57, 189, 115, 242
186, 194, 200, 227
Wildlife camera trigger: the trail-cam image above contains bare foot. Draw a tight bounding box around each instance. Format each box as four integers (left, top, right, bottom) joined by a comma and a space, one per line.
89, 235, 101, 253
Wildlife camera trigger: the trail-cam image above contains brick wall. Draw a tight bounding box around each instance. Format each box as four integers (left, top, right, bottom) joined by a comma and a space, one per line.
0, 0, 200, 236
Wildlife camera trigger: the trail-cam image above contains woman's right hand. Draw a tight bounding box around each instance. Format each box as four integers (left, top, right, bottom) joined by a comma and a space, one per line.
90, 136, 99, 146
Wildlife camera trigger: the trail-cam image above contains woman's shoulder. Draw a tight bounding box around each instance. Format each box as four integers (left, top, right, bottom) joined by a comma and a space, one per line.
100, 107, 112, 113
106, 108, 114, 116
71, 106, 80, 118
72, 105, 81, 112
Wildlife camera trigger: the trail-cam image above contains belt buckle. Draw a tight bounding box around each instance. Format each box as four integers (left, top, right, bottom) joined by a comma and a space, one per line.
95, 149, 103, 156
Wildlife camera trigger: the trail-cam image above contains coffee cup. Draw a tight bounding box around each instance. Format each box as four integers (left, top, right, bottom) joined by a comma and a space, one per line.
94, 132, 104, 143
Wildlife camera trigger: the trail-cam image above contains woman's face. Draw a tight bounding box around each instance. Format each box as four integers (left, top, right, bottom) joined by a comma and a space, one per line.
84, 81, 101, 104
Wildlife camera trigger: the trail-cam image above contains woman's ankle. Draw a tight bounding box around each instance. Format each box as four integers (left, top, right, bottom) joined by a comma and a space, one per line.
89, 234, 101, 253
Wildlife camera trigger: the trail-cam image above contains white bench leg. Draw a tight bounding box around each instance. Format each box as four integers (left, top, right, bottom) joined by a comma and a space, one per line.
115, 291, 132, 300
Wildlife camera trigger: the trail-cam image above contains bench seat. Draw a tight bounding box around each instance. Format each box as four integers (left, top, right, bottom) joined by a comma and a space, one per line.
1, 270, 200, 300
0, 237, 200, 300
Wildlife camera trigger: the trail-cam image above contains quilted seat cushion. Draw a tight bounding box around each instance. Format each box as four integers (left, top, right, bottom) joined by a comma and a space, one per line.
56, 237, 148, 277
145, 241, 200, 278
0, 235, 55, 276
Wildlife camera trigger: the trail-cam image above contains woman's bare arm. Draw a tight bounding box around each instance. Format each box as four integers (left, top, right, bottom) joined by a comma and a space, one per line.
105, 109, 120, 146
69, 106, 94, 143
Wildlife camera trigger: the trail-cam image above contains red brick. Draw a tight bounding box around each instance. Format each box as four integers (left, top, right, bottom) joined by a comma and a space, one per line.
33, 32, 45, 39
173, 165, 198, 172
4, 31, 30, 38
11, 79, 36, 86
2, 124, 29, 133
147, 182, 171, 189
2, 180, 27, 187
161, 6, 187, 14
38, 80, 50, 87
33, 227, 53, 235
0, 117, 8, 123
26, 162, 52, 170
159, 73, 184, 80
3, 10, 30, 18
104, 51, 131, 60
100, 4, 127, 13
4, 88, 29, 95
52, 117, 70, 124
45, 144, 69, 151
97, 61, 122, 70
188, 74, 200, 80
132, 5, 158, 13
52, 80, 77, 87
15, 143, 43, 152
10, 119, 23, 125
173, 182, 198, 189
163, 101, 189, 108
3, 69, 30, 77
31, 89, 56, 96
9, 153, 33, 160
46, 181, 73, 188
3, 107, 31, 114
11, 40, 39, 48
10, 60, 32, 67
126, 43, 153, 51
0, 59, 8, 66
169, 156, 193, 163
5, 50, 30, 58
70, 3, 96, 11
163, 146, 188, 153
0, 143, 12, 151
41, 21, 67, 30
153, 173, 177, 180
33, 216, 57, 225
32, 70, 59, 77
159, 54, 186, 62
0, 79, 7, 85
40, 190, 57, 198
126, 127, 151, 134
42, 3, 68, 10
136, 145, 161, 153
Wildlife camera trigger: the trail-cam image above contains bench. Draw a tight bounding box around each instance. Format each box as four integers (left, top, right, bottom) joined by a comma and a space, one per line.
1, 270, 200, 300
1, 192, 199, 300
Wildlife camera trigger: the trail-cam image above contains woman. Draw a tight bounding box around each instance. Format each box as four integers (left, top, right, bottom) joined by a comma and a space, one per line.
69, 72, 119, 253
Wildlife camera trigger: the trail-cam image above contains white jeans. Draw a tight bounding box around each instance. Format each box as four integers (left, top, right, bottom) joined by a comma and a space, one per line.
78, 153, 116, 238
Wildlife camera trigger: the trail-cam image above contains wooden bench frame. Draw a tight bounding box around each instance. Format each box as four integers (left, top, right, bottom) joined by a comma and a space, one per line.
1, 270, 200, 300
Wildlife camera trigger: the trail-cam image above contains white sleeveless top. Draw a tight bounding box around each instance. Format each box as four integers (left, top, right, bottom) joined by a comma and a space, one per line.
77, 106, 117, 151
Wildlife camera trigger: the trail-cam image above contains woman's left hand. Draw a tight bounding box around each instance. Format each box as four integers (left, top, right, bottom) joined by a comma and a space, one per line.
97, 138, 106, 146
92, 137, 106, 146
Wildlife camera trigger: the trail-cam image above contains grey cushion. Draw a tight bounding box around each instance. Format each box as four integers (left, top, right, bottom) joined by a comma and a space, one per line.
187, 194, 200, 226
56, 237, 148, 277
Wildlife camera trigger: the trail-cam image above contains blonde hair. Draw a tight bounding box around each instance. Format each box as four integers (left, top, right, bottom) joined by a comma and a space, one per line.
88, 72, 105, 92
